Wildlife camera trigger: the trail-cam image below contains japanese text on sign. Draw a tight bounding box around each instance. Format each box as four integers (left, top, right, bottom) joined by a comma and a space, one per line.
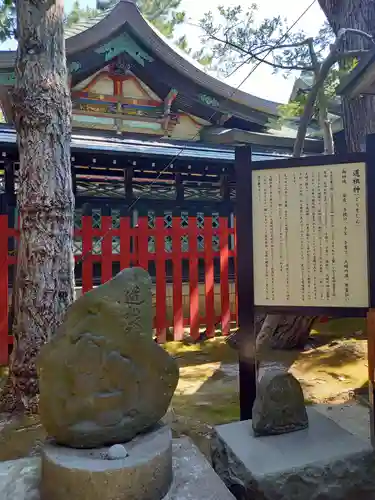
252, 162, 368, 308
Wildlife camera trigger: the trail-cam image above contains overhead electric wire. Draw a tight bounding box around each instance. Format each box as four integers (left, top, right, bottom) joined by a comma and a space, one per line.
80, 0, 317, 259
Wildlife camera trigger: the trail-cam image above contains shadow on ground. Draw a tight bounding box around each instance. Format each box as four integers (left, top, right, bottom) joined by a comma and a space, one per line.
0, 317, 369, 463
167, 317, 369, 445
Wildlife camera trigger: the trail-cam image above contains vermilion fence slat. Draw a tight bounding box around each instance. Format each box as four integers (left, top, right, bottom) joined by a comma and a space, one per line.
1, 212, 239, 361
155, 217, 167, 342
204, 217, 215, 338
233, 216, 239, 325
220, 216, 230, 336
172, 217, 184, 341
0, 215, 8, 364
81, 215, 93, 293
137, 216, 149, 271
101, 215, 112, 284
189, 217, 199, 340
120, 216, 131, 270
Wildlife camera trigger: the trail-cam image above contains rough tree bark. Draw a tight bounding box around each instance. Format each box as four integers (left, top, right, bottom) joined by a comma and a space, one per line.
0, 0, 74, 413
227, 4, 375, 356
293, 29, 373, 158
256, 14, 375, 352
319, 0, 375, 152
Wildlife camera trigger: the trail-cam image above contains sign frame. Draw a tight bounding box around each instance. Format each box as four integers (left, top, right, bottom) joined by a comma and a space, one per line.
250, 154, 374, 318
234, 137, 375, 423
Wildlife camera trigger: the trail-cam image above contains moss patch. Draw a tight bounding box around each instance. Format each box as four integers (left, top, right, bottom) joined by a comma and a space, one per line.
0, 318, 368, 461
165, 318, 369, 429
164, 338, 237, 367
172, 389, 240, 426
0, 414, 46, 461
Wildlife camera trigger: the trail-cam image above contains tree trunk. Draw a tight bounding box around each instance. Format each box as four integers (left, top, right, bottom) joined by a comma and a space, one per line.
318, 0, 375, 152
255, 1, 375, 352
319, 114, 334, 155
256, 315, 316, 352
317, 88, 334, 155
1, 0, 74, 413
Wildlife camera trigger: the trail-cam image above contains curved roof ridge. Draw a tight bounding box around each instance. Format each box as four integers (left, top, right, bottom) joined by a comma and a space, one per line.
129, 4, 281, 115
0, 0, 281, 123
64, 5, 115, 39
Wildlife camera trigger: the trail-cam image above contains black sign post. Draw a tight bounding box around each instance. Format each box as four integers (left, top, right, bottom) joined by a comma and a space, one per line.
235, 146, 256, 420
235, 136, 375, 432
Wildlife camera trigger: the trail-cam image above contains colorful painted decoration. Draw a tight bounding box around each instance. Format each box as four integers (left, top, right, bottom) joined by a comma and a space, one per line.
0, 72, 15, 85
69, 61, 82, 73
199, 93, 220, 108
95, 33, 154, 66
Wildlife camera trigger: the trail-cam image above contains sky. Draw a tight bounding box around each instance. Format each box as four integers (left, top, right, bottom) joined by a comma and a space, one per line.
0, 0, 327, 104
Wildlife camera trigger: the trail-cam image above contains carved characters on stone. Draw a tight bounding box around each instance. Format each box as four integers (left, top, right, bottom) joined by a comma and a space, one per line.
37, 267, 179, 448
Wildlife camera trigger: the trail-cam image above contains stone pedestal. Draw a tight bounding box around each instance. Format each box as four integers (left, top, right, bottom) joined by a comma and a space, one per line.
212, 407, 375, 500
1, 436, 236, 500
40, 424, 172, 500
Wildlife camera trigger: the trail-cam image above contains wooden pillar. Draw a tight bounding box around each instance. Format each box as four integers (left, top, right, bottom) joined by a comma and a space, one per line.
175, 173, 184, 203
71, 159, 77, 196
367, 310, 375, 447
234, 146, 256, 420
4, 161, 16, 342
124, 166, 134, 205
4, 161, 15, 231
4, 161, 15, 200
220, 173, 231, 203
366, 133, 375, 445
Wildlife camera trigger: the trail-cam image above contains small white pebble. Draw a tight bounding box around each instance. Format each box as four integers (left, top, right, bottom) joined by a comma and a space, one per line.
107, 444, 129, 460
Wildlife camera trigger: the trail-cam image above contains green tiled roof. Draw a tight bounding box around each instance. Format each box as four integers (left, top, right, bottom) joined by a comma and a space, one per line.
64, 6, 114, 39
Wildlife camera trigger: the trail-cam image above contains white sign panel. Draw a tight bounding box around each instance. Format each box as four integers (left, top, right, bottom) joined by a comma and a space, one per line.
252, 162, 369, 308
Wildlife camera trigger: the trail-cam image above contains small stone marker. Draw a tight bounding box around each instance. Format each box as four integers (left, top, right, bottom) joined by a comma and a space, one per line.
252, 366, 308, 436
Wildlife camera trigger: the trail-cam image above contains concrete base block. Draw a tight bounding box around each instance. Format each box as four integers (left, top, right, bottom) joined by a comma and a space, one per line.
40, 424, 173, 500
212, 407, 375, 500
167, 437, 235, 499
1, 435, 235, 500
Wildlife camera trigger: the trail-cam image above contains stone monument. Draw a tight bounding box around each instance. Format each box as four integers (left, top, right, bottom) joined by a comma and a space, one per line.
252, 364, 308, 436
37, 267, 179, 500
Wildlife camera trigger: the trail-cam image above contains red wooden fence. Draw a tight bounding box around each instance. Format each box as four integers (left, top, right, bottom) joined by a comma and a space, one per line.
0, 214, 237, 365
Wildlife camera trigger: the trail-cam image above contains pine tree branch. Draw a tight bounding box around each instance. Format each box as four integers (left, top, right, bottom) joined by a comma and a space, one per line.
251, 39, 313, 55
147, 0, 179, 21
338, 27, 375, 45
205, 33, 314, 71
293, 28, 372, 157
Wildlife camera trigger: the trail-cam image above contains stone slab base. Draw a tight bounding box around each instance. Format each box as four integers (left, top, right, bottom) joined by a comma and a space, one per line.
41, 424, 173, 500
5, 435, 235, 500
212, 406, 375, 500
166, 437, 235, 500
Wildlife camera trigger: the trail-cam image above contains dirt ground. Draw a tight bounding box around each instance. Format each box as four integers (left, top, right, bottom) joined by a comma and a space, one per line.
165, 317, 369, 429
0, 317, 370, 462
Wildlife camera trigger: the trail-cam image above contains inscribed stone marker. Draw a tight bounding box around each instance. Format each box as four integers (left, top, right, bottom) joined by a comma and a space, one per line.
37, 267, 179, 448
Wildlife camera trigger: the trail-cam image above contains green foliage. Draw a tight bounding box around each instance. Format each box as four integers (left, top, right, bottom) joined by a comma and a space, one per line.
198, 3, 368, 143
0, 0, 187, 44
141, 0, 186, 38
199, 4, 324, 77
198, 5, 362, 97
65, 0, 100, 27
66, 0, 204, 63
0, 0, 15, 42
176, 4, 333, 78
278, 100, 305, 120
175, 35, 213, 68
